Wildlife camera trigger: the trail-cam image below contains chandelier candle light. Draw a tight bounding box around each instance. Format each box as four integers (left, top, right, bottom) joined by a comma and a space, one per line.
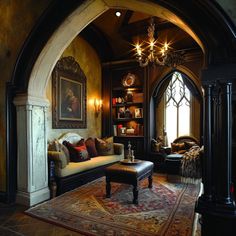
134, 18, 184, 67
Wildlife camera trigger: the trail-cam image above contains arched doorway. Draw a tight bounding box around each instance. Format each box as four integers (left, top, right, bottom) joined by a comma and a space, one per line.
8, 1, 236, 234
11, 0, 207, 206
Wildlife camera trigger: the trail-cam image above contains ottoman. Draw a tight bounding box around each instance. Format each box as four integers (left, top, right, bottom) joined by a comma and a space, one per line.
165, 153, 183, 174
105, 160, 154, 204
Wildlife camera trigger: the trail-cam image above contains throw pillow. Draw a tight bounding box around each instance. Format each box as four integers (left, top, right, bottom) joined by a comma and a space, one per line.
85, 137, 98, 157
48, 139, 60, 151
77, 138, 85, 146
178, 142, 186, 151
74, 145, 90, 161
184, 141, 197, 150
171, 143, 179, 152
95, 137, 114, 156
48, 139, 70, 164
171, 142, 186, 153
151, 139, 162, 152
63, 141, 90, 162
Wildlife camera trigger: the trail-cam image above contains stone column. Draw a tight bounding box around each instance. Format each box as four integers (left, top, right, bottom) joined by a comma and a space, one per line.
13, 95, 50, 206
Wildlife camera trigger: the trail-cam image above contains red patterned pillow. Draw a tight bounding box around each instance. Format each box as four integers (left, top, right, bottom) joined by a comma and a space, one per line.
63, 141, 90, 162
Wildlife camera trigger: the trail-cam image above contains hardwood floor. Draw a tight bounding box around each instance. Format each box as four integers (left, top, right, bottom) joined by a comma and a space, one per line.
0, 203, 83, 235
0, 174, 200, 236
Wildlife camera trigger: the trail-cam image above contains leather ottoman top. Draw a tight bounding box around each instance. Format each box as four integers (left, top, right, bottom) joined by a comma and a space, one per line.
105, 160, 154, 179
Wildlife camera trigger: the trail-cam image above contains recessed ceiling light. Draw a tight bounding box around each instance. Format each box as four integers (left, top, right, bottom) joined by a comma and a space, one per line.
115, 11, 121, 17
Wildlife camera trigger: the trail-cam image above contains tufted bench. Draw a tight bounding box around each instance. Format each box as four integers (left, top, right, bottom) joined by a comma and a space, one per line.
105, 161, 154, 204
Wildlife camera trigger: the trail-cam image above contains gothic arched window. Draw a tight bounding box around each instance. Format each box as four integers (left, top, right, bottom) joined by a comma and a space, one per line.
165, 72, 191, 145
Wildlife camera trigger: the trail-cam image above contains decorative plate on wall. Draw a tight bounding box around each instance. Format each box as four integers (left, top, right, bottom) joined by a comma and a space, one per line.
122, 73, 136, 87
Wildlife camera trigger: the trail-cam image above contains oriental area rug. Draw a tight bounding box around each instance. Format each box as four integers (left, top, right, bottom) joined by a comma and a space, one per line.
26, 174, 200, 236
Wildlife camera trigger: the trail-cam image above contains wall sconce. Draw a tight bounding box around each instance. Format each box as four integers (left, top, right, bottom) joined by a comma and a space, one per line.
94, 98, 102, 116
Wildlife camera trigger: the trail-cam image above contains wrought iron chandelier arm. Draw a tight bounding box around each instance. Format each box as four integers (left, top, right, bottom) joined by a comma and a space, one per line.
138, 57, 149, 67
154, 56, 165, 66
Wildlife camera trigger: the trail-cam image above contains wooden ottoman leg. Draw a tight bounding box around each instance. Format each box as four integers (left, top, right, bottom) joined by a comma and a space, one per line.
133, 182, 139, 204
148, 174, 153, 188
106, 177, 111, 198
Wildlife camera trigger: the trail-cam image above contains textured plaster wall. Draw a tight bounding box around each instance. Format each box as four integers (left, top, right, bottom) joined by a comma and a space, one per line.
46, 36, 102, 141
0, 1, 50, 192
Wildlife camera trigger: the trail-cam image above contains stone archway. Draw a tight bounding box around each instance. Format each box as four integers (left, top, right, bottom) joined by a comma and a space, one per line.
11, 0, 234, 207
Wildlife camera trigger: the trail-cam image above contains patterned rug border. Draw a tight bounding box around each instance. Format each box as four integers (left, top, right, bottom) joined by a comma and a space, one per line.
25, 175, 201, 236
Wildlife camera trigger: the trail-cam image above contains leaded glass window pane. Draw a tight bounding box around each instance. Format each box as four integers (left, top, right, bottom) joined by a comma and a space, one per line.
165, 72, 191, 145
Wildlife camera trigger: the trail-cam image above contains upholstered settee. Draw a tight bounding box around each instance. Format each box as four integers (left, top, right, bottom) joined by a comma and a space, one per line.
48, 133, 124, 195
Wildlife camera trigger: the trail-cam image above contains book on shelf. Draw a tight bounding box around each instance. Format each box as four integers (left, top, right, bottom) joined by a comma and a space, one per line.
113, 125, 117, 136
133, 93, 143, 103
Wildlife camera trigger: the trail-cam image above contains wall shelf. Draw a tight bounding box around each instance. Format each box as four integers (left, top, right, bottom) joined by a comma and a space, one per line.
112, 102, 143, 107
113, 118, 143, 122
102, 61, 147, 159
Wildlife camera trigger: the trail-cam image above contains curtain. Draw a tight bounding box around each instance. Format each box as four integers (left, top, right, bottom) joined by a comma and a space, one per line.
153, 76, 172, 105
182, 75, 202, 102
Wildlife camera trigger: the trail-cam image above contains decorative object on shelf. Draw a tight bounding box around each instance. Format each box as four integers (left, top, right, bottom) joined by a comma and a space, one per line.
94, 98, 102, 117
118, 107, 125, 118
126, 127, 135, 135
134, 18, 184, 68
117, 124, 126, 136
119, 127, 126, 136
125, 108, 132, 118
125, 91, 133, 102
112, 98, 116, 105
113, 125, 117, 136
134, 108, 143, 118
117, 97, 123, 104
122, 72, 136, 87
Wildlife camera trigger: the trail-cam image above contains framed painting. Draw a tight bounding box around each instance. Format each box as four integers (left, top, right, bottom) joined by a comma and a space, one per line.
134, 108, 143, 118
52, 56, 87, 128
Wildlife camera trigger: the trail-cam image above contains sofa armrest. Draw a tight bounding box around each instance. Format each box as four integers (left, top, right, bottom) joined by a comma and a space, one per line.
48, 151, 68, 169
113, 143, 124, 155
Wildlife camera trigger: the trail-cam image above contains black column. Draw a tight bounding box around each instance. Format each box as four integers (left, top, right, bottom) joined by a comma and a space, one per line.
202, 84, 213, 201
216, 82, 233, 205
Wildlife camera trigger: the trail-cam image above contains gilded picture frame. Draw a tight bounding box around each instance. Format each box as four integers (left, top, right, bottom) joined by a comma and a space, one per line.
52, 56, 87, 128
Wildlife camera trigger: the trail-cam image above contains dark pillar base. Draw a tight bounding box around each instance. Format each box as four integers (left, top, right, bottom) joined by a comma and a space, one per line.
201, 213, 236, 236
196, 198, 236, 236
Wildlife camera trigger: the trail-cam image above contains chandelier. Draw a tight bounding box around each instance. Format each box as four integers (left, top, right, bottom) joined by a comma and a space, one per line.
134, 18, 184, 67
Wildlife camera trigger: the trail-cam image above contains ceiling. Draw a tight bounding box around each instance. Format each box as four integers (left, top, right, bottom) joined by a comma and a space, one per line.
81, 9, 201, 62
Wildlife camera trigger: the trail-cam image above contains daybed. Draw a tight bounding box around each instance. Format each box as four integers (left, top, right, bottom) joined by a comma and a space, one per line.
48, 132, 124, 195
